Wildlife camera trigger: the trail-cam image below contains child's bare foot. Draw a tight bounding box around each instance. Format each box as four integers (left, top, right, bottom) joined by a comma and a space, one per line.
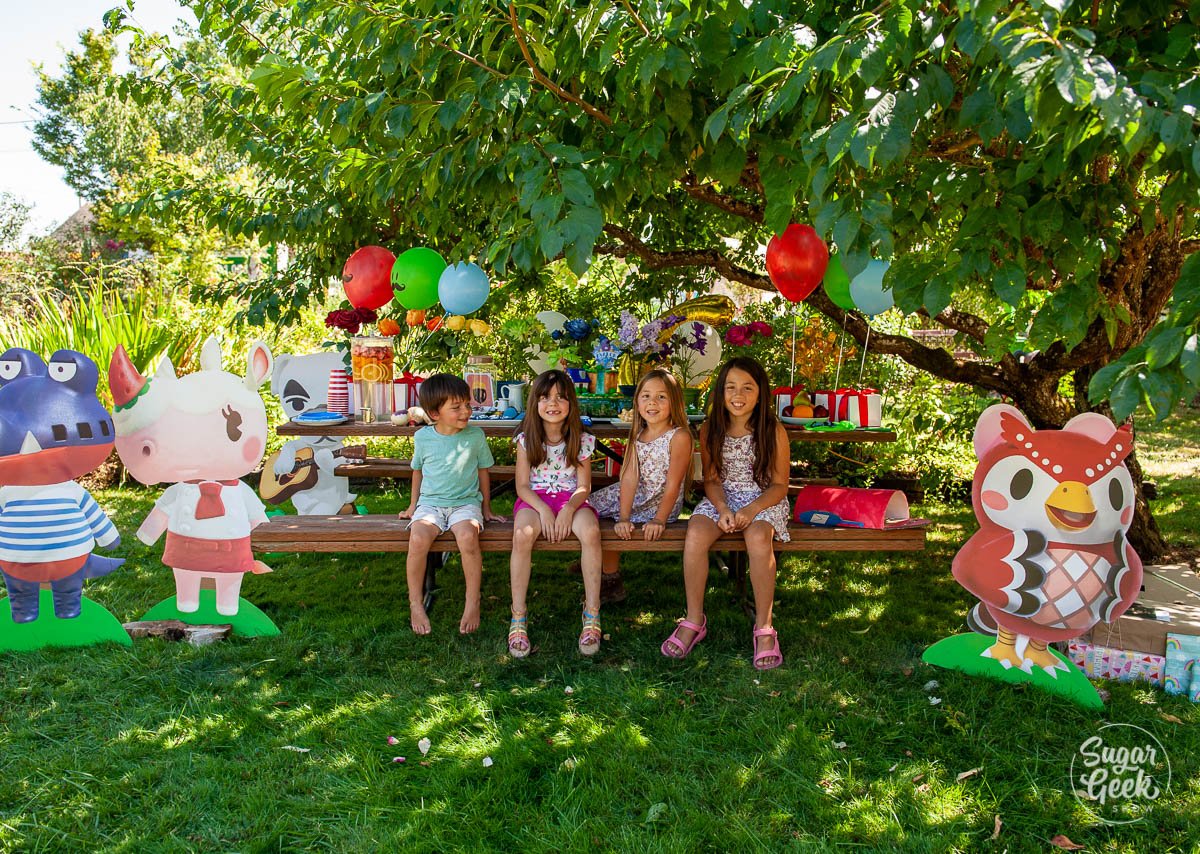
410, 604, 432, 635
459, 598, 481, 634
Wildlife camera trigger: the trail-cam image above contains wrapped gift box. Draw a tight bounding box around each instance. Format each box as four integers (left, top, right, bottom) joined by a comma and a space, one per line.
833, 387, 882, 427
393, 371, 424, 411
1067, 640, 1166, 687
603, 440, 625, 477
1163, 633, 1200, 700
1083, 565, 1200, 656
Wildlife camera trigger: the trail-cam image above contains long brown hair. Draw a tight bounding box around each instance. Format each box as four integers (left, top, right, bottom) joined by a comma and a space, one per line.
624, 369, 691, 496
703, 356, 778, 488
520, 370, 586, 469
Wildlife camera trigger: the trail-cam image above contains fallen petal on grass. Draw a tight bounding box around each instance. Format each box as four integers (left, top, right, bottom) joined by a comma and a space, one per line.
386, 736, 399, 745
281, 745, 310, 753
929, 697, 942, 706
990, 815, 1002, 841
923, 680, 939, 691
482, 756, 493, 767
1050, 834, 1084, 850
418, 737, 431, 756
392, 756, 406, 763
956, 767, 981, 782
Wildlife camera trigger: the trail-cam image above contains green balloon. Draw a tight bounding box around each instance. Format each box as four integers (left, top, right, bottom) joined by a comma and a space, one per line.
823, 253, 855, 311
391, 247, 446, 310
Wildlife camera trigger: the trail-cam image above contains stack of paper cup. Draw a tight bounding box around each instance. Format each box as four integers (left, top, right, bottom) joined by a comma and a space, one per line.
327, 369, 351, 415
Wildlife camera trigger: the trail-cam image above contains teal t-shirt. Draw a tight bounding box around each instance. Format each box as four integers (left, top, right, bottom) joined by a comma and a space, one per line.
410, 425, 495, 507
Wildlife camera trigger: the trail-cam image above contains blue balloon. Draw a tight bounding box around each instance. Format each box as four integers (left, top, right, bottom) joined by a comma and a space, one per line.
438, 262, 490, 315
849, 259, 894, 316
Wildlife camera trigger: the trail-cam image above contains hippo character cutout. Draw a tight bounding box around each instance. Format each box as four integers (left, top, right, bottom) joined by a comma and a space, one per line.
0, 348, 129, 651
924, 404, 1143, 709
110, 337, 280, 636
261, 351, 359, 515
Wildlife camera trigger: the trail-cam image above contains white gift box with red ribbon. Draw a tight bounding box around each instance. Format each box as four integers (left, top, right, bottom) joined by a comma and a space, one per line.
393, 371, 424, 411
833, 387, 882, 427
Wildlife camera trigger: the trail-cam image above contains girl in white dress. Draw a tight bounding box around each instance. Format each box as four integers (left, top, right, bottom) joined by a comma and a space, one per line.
509, 370, 602, 658
661, 357, 791, 670
590, 370, 694, 600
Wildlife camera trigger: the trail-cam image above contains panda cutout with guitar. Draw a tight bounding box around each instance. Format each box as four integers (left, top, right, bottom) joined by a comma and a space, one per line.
262, 352, 365, 515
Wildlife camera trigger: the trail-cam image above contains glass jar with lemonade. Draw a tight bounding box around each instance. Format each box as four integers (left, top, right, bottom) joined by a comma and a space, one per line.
350, 335, 394, 420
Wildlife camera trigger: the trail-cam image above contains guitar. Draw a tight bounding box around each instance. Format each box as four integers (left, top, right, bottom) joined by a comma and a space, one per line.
259, 444, 367, 504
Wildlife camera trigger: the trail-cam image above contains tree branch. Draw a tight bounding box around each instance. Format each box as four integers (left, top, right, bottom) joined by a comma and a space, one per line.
508, 1, 613, 126
680, 173, 764, 223
618, 0, 651, 37
918, 307, 990, 342
595, 224, 1014, 392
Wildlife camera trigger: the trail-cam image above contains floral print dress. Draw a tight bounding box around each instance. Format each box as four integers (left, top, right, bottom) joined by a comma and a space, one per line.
692, 433, 791, 541
591, 428, 685, 523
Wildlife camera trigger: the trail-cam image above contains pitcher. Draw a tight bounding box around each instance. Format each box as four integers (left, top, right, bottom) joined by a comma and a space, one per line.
497, 381, 527, 412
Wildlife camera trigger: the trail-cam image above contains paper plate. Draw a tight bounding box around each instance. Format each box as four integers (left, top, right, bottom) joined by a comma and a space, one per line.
781, 416, 828, 426
293, 411, 350, 425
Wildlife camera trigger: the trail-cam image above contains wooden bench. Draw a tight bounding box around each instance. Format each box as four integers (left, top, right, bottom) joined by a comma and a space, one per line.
251, 516, 926, 554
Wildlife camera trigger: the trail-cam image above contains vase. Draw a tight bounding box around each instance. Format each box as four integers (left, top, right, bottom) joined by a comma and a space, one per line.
682, 387, 702, 411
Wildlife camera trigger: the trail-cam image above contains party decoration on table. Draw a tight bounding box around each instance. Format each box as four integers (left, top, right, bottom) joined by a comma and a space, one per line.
342, 246, 396, 310
591, 336, 622, 395
793, 485, 929, 530
765, 224, 829, 303
110, 337, 280, 636
0, 348, 129, 651
823, 253, 855, 311
615, 296, 735, 385
438, 262, 490, 316
923, 404, 1143, 709
324, 306, 378, 335
1164, 634, 1200, 701
391, 247, 446, 311
265, 351, 361, 516
849, 259, 894, 316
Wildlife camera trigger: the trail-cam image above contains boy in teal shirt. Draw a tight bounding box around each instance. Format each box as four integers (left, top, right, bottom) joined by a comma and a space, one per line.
399, 374, 503, 634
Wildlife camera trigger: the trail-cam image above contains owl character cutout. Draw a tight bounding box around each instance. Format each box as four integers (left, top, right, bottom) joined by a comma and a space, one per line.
925, 404, 1142, 707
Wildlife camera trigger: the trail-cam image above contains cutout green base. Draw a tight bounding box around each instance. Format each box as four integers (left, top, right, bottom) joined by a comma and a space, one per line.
923, 633, 1103, 710
141, 590, 280, 637
0, 592, 132, 652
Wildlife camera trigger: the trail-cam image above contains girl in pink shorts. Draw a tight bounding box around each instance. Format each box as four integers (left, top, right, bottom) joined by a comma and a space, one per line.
508, 370, 602, 658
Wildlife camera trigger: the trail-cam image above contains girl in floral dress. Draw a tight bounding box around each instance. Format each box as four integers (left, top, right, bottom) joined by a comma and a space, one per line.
590, 370, 694, 601
661, 357, 791, 670
508, 370, 602, 657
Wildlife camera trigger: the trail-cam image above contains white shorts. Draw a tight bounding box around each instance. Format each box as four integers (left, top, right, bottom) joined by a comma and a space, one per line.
410, 503, 484, 532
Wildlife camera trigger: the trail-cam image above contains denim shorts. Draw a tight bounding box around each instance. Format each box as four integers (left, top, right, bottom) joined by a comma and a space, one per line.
410, 503, 485, 532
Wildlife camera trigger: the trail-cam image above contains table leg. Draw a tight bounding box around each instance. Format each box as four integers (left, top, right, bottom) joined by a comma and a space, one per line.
422, 552, 443, 614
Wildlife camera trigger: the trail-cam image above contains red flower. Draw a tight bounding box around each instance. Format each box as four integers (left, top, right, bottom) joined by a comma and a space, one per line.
749, 321, 774, 338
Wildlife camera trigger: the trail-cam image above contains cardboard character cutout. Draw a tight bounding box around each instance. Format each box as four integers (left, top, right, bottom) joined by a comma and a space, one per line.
0, 348, 129, 650
110, 337, 279, 636
262, 351, 360, 515
924, 404, 1143, 708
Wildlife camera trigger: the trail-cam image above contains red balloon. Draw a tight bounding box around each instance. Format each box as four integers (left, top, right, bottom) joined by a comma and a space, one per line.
765, 224, 829, 303
341, 246, 396, 309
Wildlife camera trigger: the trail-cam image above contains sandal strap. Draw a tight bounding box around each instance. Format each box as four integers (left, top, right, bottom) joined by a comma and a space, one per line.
753, 626, 777, 638
676, 617, 706, 633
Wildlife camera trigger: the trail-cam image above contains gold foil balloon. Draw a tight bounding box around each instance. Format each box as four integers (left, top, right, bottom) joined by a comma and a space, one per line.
654, 294, 736, 343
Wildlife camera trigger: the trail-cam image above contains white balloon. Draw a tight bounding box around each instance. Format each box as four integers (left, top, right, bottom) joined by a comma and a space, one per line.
681, 322, 723, 385
527, 311, 570, 375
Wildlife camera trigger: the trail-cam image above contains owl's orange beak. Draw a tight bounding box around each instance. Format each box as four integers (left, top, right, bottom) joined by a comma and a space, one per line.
1045, 481, 1096, 531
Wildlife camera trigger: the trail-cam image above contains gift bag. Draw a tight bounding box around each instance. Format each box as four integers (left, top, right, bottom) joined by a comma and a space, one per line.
792, 485, 928, 530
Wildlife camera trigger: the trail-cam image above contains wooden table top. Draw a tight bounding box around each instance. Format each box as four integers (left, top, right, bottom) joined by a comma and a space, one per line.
277, 420, 896, 443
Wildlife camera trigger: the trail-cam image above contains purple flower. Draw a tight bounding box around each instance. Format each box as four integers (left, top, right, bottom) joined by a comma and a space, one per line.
690, 322, 707, 355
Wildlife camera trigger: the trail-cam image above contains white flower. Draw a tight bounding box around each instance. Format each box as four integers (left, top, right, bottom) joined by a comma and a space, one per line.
482, 756, 493, 767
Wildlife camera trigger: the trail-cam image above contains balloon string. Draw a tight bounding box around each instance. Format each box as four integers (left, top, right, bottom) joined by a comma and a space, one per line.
789, 310, 797, 388
833, 311, 846, 391
398, 314, 447, 375
857, 323, 871, 387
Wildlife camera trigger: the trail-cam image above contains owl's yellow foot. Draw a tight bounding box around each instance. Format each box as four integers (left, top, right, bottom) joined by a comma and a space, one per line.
1025, 640, 1069, 677
981, 628, 1025, 670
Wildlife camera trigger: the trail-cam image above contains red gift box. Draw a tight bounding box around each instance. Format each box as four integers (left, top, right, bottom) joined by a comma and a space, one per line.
603, 440, 626, 477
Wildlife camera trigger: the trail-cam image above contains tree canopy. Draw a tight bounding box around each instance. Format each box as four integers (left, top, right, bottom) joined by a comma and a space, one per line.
115, 0, 1198, 428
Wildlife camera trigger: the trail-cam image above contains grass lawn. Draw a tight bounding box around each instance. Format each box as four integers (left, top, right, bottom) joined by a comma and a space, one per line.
1, 413, 1198, 852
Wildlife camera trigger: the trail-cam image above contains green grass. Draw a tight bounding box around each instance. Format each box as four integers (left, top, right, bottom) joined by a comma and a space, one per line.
1, 413, 1198, 851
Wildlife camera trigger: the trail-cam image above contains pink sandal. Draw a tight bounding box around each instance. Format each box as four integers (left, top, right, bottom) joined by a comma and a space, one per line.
661, 616, 707, 659
753, 626, 783, 670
